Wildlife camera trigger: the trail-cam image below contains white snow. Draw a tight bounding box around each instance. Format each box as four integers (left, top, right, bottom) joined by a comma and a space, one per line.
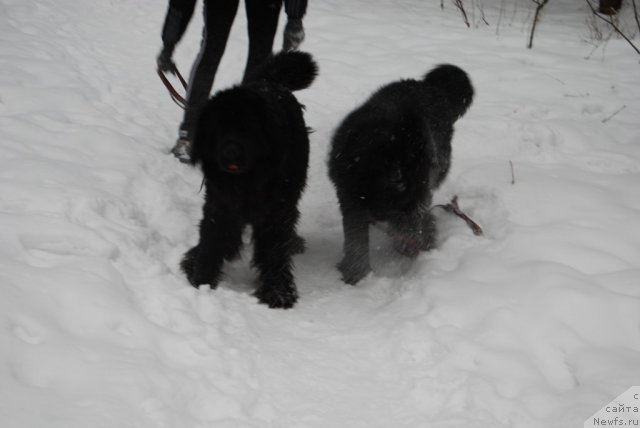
1, 0, 639, 427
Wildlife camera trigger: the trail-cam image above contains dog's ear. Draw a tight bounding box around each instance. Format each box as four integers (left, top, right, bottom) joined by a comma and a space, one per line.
189, 125, 203, 167
190, 105, 214, 167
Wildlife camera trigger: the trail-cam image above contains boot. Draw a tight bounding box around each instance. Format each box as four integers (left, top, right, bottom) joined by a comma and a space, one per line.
170, 130, 192, 163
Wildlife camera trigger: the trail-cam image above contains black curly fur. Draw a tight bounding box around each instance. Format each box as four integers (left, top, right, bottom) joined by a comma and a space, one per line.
244, 50, 318, 92
182, 51, 317, 309
328, 64, 474, 285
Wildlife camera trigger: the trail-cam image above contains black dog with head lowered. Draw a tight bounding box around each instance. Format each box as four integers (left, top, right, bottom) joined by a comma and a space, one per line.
181, 51, 317, 309
328, 64, 474, 285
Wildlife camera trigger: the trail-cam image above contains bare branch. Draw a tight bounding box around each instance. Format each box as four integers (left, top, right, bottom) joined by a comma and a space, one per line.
480, 3, 490, 26
585, 0, 640, 55
584, 26, 616, 60
433, 196, 484, 236
528, 0, 550, 49
482, 14, 490, 26
633, 0, 640, 34
453, 0, 471, 28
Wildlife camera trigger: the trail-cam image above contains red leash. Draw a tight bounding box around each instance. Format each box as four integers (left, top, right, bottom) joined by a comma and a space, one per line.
157, 65, 189, 110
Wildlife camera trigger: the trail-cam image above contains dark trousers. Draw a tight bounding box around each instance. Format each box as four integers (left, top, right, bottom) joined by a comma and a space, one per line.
181, 0, 282, 136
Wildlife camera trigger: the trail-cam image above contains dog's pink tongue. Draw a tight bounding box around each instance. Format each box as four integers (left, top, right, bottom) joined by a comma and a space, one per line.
227, 163, 239, 171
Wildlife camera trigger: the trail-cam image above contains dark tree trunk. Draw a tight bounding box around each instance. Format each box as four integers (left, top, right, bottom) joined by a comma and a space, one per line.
599, 0, 623, 15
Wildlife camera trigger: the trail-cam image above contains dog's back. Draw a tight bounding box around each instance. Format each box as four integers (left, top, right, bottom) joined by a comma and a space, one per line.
329, 65, 473, 285
328, 64, 473, 216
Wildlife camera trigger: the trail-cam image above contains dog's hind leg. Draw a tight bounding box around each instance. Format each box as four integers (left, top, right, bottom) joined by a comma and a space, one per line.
252, 210, 300, 309
388, 209, 427, 258
419, 211, 437, 251
337, 202, 372, 285
289, 233, 306, 255
180, 245, 199, 282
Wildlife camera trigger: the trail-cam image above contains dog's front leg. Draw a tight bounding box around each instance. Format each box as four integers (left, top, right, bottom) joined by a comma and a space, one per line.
182, 208, 239, 288
337, 204, 371, 285
252, 214, 299, 309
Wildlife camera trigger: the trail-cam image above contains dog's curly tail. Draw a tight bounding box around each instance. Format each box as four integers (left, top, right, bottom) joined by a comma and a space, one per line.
247, 51, 318, 92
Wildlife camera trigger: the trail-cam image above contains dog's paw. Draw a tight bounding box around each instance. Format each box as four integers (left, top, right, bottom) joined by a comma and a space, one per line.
337, 258, 371, 285
180, 246, 219, 289
180, 247, 198, 283
254, 284, 298, 309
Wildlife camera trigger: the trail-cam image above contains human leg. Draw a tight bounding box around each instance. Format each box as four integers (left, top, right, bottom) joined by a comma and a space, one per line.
171, 0, 240, 161
242, 0, 281, 82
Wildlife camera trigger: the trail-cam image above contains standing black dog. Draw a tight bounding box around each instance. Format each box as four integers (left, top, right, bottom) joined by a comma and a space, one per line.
181, 51, 317, 309
328, 64, 474, 285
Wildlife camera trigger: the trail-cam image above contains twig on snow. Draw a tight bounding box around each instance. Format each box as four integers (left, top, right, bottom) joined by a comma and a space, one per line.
509, 160, 516, 185
601, 105, 627, 123
453, 0, 471, 28
480, 5, 490, 26
433, 196, 484, 236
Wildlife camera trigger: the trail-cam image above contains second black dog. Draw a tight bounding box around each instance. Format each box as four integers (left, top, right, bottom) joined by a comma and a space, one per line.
181, 51, 318, 309
328, 64, 474, 285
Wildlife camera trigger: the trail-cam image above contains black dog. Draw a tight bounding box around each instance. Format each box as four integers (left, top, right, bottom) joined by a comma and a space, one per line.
181, 51, 318, 309
328, 64, 474, 285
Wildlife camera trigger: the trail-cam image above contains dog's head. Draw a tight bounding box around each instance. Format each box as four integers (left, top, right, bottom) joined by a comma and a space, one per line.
422, 64, 474, 121
191, 88, 279, 177
214, 130, 267, 174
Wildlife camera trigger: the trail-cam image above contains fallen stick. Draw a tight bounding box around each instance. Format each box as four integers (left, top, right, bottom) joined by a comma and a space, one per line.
509, 160, 516, 185
433, 196, 484, 236
602, 105, 626, 123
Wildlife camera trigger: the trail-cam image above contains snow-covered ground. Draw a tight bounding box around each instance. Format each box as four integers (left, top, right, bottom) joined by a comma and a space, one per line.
1, 0, 639, 426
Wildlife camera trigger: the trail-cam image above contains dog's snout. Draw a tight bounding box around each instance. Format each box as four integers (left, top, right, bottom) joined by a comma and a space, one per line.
222, 143, 241, 159
218, 141, 247, 173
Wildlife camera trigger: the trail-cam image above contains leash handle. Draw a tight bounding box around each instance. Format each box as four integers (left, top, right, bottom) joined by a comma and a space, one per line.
157, 65, 188, 110
173, 66, 188, 90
